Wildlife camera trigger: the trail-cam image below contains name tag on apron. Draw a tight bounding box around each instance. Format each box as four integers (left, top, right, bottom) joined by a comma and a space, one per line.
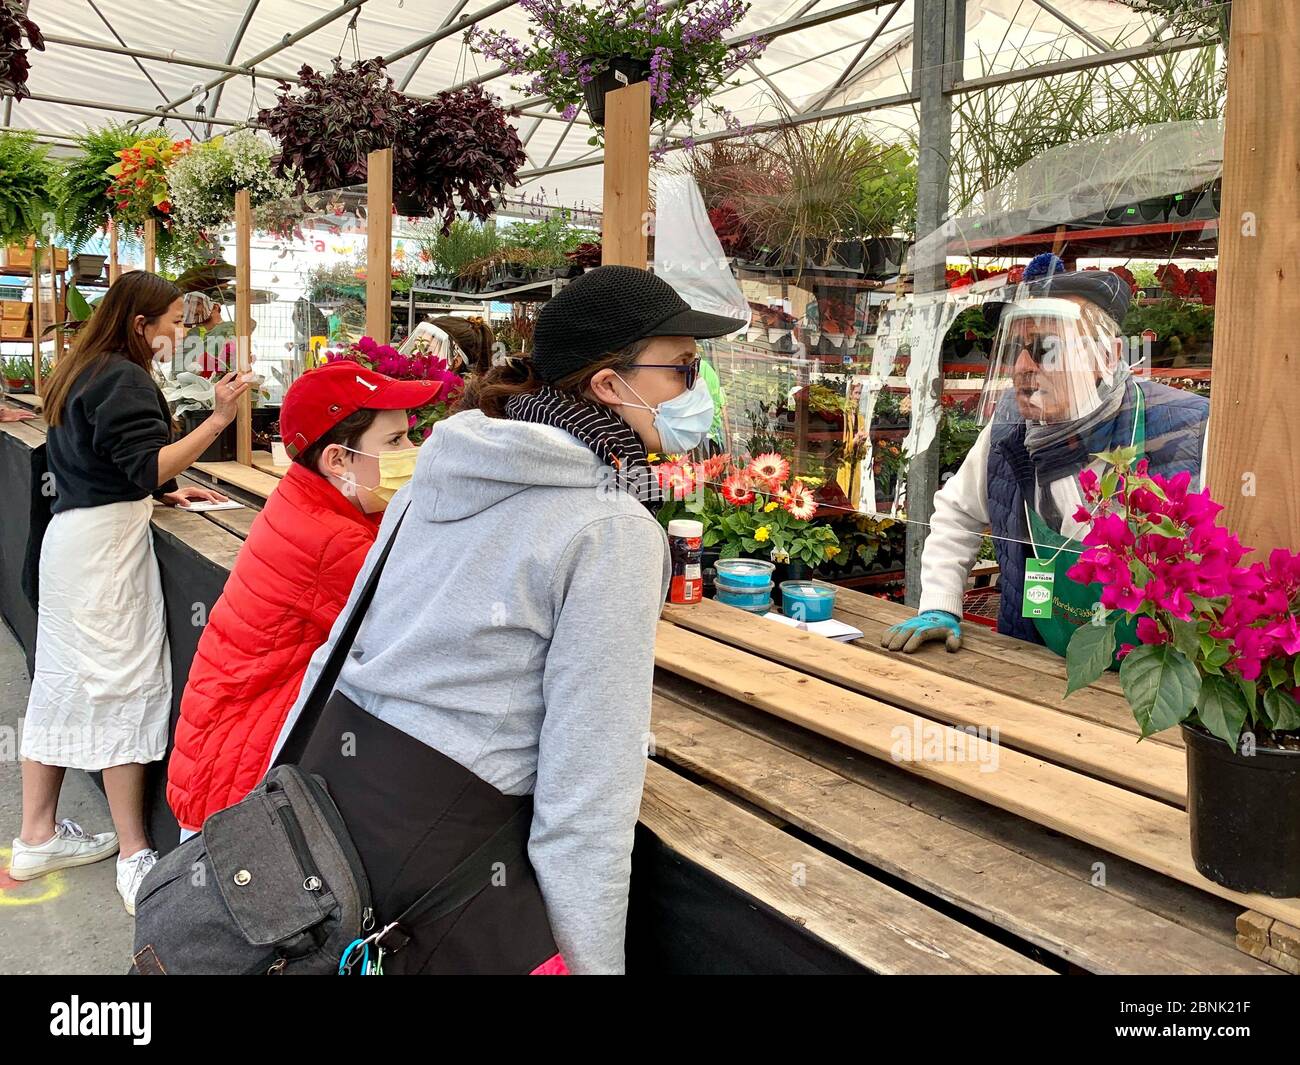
1022, 559, 1055, 619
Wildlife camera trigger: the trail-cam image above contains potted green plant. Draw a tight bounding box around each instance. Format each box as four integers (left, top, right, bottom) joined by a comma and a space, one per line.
468, 0, 765, 141
1065, 446, 1300, 896
849, 139, 916, 276
3, 354, 33, 390
162, 372, 238, 461
732, 120, 883, 276
0, 130, 54, 248
652, 451, 841, 588
105, 134, 202, 269
53, 123, 153, 254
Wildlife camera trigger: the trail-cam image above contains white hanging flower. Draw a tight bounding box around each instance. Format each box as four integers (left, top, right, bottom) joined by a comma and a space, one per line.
166, 129, 301, 238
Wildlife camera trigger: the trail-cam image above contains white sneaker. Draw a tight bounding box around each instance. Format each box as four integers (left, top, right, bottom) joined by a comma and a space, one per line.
116, 848, 159, 916
9, 818, 119, 881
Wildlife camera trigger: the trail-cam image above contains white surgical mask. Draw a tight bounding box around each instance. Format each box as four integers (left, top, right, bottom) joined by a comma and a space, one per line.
615, 373, 714, 453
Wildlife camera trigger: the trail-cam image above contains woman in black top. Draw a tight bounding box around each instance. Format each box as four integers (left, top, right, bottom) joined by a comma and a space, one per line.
10, 271, 251, 914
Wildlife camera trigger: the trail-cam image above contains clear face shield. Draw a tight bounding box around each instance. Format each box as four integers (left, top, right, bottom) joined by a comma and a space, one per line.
978, 297, 1125, 428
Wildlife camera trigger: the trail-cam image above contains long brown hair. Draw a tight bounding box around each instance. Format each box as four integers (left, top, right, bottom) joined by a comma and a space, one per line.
455, 340, 650, 419
44, 271, 182, 426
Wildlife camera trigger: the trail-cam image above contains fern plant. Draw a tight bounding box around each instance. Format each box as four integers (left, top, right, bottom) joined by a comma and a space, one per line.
0, 130, 54, 245
53, 123, 163, 253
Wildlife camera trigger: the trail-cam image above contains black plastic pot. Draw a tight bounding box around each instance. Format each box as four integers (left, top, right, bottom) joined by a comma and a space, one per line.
772, 560, 811, 587
863, 237, 908, 277
583, 56, 653, 126
179, 409, 237, 463
1183, 722, 1300, 897
394, 191, 426, 218
832, 240, 865, 271
1138, 195, 1172, 223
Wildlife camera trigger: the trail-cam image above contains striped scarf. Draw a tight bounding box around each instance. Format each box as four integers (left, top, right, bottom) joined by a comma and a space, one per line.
505, 386, 654, 505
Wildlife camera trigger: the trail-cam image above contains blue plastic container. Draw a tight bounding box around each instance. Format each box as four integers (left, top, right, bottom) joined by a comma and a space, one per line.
780, 580, 837, 622
715, 581, 775, 611
714, 558, 776, 588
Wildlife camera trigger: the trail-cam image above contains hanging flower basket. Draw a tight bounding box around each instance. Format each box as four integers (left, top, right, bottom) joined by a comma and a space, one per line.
582, 56, 654, 126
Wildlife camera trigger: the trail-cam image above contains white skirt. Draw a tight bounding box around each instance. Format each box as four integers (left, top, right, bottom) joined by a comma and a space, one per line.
23, 498, 171, 770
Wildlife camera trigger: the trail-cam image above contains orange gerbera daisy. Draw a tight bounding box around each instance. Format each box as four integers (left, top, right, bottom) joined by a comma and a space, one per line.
783, 480, 818, 521
748, 452, 790, 487
721, 471, 757, 506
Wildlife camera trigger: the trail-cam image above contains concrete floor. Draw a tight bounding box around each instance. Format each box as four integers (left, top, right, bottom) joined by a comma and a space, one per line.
0, 622, 132, 975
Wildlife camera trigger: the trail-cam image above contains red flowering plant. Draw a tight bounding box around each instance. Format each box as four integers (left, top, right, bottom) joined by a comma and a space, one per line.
1064, 446, 1300, 750
105, 135, 191, 227
324, 336, 464, 443
652, 450, 840, 567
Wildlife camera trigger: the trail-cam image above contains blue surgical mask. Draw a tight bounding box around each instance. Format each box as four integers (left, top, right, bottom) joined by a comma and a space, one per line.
615, 372, 715, 453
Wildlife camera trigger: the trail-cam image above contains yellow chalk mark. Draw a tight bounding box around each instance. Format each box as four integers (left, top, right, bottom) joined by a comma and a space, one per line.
0, 846, 69, 906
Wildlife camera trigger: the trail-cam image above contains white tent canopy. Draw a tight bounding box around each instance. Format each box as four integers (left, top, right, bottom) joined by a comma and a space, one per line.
12, 0, 1188, 210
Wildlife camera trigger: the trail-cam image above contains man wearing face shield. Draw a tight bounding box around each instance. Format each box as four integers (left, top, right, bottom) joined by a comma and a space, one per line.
882, 268, 1209, 655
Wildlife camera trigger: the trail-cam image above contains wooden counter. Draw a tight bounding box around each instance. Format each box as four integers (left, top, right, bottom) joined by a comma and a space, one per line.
2, 394, 1293, 974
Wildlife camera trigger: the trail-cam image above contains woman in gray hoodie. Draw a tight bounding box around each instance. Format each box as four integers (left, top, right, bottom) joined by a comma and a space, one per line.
270, 266, 745, 974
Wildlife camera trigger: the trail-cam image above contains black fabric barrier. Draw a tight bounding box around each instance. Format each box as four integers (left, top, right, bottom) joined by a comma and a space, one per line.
0, 429, 38, 673
626, 822, 870, 974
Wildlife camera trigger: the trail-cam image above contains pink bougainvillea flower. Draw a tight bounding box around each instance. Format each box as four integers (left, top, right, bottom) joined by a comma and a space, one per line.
1082, 512, 1135, 551
1100, 581, 1144, 613
748, 452, 790, 487
1078, 468, 1100, 500
1134, 458, 1150, 476
1072, 504, 1093, 525
783, 481, 818, 521
1136, 616, 1168, 645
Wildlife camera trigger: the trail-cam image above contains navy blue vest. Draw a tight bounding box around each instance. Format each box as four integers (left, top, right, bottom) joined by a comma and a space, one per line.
986, 379, 1208, 644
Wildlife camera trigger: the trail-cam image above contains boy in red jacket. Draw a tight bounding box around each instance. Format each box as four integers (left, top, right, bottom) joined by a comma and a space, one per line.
167, 362, 443, 840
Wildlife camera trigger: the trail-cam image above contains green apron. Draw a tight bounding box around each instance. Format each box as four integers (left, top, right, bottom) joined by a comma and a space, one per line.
1023, 387, 1145, 661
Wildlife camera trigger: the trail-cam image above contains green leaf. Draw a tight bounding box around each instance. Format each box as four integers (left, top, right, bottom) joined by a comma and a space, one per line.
1263, 688, 1300, 732
1267, 658, 1289, 689
65, 283, 94, 323
1199, 634, 1216, 659
1294, 656, 1300, 689
1235, 672, 1260, 721
1169, 618, 1200, 660
1065, 619, 1117, 696
1119, 644, 1200, 737
1100, 470, 1119, 498
1196, 674, 1251, 748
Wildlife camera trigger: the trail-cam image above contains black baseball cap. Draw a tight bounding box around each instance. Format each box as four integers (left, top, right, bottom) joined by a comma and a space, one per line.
983, 269, 1133, 330
531, 265, 747, 383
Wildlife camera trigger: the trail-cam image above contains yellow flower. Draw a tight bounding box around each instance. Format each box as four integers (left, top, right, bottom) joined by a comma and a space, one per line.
754, 526, 770, 543
764, 501, 779, 513
825, 545, 841, 559
647, 452, 660, 462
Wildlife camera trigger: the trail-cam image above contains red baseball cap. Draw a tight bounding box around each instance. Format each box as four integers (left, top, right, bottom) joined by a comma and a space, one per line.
280, 360, 443, 458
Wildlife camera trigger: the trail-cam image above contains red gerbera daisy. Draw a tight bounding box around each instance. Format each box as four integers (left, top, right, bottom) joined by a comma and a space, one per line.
783, 480, 818, 521
721, 471, 756, 506
748, 452, 790, 487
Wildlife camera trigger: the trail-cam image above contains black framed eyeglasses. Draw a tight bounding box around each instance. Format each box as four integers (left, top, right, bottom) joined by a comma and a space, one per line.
633, 357, 701, 389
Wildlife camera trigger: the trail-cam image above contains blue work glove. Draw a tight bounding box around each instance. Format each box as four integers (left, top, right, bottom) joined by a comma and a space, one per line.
881, 610, 963, 653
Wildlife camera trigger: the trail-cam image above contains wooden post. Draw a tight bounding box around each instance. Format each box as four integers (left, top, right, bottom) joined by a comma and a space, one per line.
1205, 0, 1300, 555
234, 189, 254, 466
30, 243, 43, 397
143, 218, 157, 273
600, 81, 651, 268
365, 148, 394, 343
108, 220, 120, 283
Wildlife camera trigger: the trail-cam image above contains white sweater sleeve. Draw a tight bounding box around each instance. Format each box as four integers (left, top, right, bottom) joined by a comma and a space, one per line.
917, 424, 993, 618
